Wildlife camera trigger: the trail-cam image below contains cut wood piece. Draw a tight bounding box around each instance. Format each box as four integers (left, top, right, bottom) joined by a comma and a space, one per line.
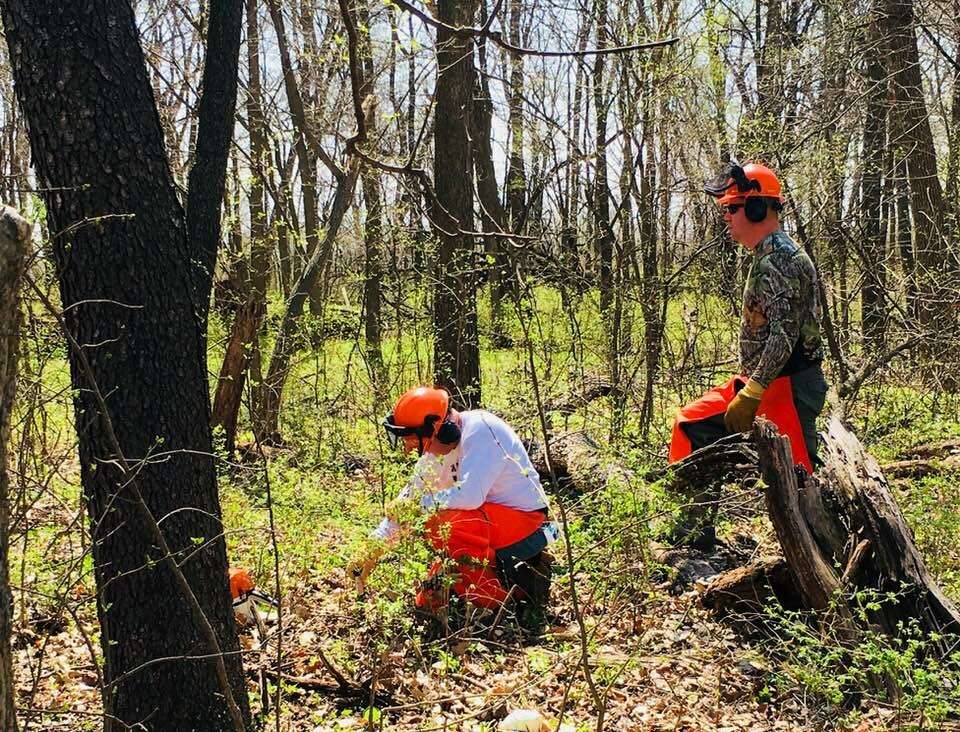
701, 557, 802, 615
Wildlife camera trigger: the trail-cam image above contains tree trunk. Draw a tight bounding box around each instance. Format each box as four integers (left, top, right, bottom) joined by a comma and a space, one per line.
0, 205, 29, 732
267, 0, 322, 313
432, 0, 481, 407
885, 0, 958, 362
186, 0, 244, 322
860, 0, 887, 348
1, 4, 249, 728
357, 0, 385, 390
211, 0, 271, 451
471, 2, 510, 346
505, 0, 526, 235
944, 3, 960, 244
593, 0, 612, 315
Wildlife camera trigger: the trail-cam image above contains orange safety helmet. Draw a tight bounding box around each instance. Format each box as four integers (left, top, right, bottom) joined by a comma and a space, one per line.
382, 386, 450, 450
705, 160, 785, 205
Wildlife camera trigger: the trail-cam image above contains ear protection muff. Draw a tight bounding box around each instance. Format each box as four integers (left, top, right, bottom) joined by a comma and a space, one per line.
421, 414, 462, 445
435, 418, 461, 445
744, 196, 768, 223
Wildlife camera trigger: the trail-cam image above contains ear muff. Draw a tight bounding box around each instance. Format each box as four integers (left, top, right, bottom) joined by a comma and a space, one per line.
744, 196, 768, 223
435, 419, 461, 445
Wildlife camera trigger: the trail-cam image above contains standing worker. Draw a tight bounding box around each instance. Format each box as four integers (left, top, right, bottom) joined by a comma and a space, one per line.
350, 386, 555, 629
668, 160, 828, 547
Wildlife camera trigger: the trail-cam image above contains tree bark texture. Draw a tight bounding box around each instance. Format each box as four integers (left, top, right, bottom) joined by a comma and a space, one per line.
186, 0, 244, 321
884, 0, 958, 358
432, 0, 481, 407
211, 0, 270, 452
0, 4, 249, 729
0, 205, 29, 732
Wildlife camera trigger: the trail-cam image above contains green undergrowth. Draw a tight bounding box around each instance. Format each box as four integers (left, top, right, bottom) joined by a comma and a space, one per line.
11, 278, 960, 728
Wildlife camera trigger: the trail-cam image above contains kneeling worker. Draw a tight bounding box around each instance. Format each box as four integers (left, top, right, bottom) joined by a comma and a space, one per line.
350, 386, 554, 626
668, 160, 828, 546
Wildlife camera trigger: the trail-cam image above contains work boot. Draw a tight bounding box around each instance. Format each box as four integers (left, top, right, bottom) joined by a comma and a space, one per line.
510, 551, 552, 635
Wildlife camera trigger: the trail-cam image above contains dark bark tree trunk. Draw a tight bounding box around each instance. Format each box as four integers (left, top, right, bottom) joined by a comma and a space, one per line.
186, 0, 244, 321
561, 15, 592, 293
944, 3, 960, 243
860, 0, 887, 348
358, 0, 385, 389
505, 0, 526, 235
885, 0, 958, 360
472, 1, 510, 346
267, 0, 321, 311
432, 0, 481, 407
0, 3, 249, 729
212, 0, 270, 452
0, 205, 29, 732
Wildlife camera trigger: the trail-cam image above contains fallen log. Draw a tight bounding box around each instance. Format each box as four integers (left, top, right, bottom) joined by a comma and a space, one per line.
881, 455, 960, 479
544, 371, 616, 416
528, 430, 633, 496
701, 557, 802, 615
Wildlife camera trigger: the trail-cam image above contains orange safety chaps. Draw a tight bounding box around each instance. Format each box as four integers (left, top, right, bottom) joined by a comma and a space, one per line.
416, 502, 546, 610
668, 375, 813, 473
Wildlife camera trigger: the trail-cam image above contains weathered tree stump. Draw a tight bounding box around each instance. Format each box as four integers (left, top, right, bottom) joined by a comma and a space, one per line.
714, 418, 960, 657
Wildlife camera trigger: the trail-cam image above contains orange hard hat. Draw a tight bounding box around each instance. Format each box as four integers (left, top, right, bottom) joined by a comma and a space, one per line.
705, 160, 785, 205
229, 568, 255, 600
382, 386, 450, 450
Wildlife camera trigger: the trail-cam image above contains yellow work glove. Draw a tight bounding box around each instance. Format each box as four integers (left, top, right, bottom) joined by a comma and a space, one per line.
347, 543, 386, 594
724, 378, 765, 433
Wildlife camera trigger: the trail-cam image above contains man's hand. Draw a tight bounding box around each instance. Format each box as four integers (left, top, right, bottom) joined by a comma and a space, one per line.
724, 379, 765, 433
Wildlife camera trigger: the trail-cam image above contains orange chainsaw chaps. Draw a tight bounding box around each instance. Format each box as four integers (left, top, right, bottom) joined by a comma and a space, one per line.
668, 375, 812, 473
416, 503, 546, 610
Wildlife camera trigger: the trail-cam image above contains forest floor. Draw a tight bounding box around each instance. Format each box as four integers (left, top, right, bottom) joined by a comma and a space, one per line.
11, 305, 960, 730
13, 424, 960, 731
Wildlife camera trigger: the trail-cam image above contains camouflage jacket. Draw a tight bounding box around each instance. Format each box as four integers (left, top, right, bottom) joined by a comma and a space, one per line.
740, 229, 823, 385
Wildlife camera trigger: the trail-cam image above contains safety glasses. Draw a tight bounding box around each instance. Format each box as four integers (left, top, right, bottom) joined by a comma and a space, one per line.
724, 203, 743, 215
382, 413, 435, 450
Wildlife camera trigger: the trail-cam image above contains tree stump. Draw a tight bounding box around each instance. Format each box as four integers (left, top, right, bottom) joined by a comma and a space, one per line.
742, 418, 960, 655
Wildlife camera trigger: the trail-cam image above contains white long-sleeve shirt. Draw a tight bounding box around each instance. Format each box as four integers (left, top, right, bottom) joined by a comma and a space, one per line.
372, 410, 548, 540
